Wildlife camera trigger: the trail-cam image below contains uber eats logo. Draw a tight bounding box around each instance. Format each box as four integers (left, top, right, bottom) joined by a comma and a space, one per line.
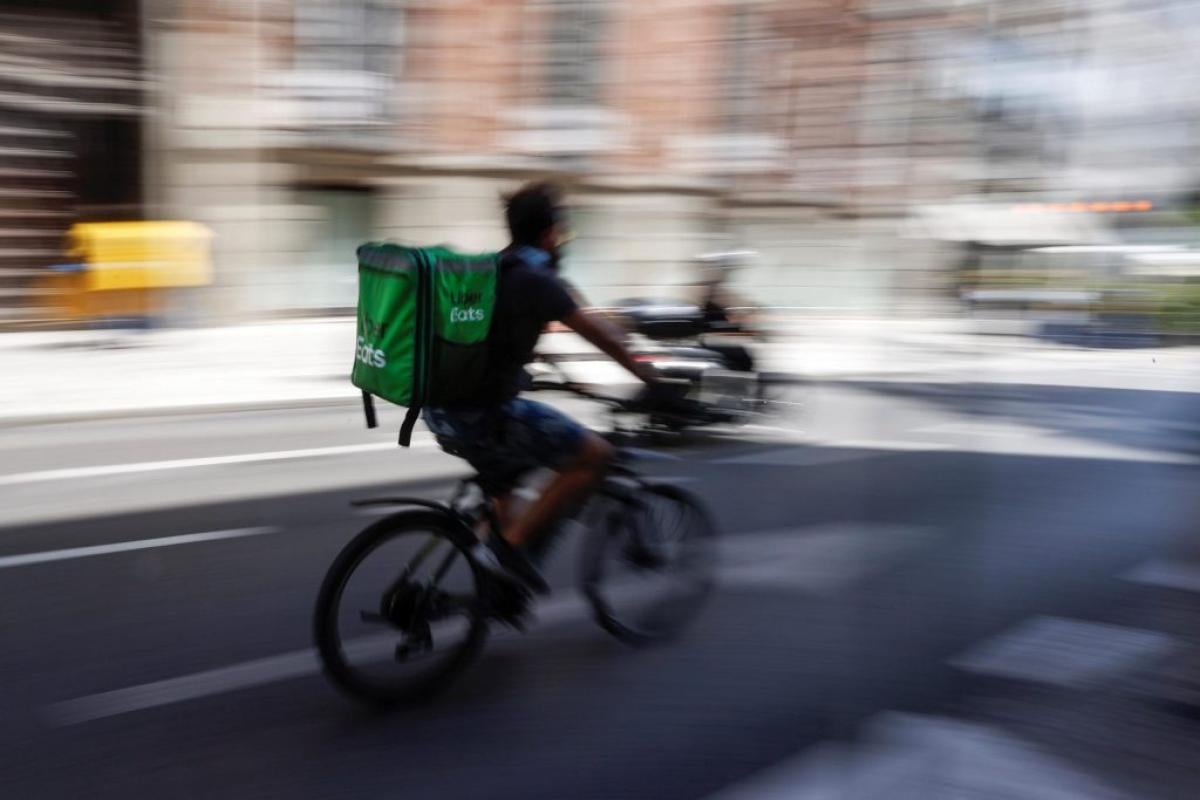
448, 290, 486, 323
357, 316, 387, 368
356, 336, 387, 369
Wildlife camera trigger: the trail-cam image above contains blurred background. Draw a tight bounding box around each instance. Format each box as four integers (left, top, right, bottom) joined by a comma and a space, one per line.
0, 0, 1198, 326
1, 1, 1199, 799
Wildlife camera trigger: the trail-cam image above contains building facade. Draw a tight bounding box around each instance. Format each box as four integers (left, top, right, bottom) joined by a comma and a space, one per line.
0, 0, 143, 325
12, 0, 1184, 323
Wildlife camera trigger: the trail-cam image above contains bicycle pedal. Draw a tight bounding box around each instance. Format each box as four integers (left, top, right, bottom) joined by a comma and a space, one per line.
496, 607, 531, 633
623, 542, 666, 570
395, 639, 431, 660
487, 582, 532, 630
395, 622, 433, 660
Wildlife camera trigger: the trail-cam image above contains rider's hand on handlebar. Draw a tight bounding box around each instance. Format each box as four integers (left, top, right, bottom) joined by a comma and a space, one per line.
634, 379, 701, 415
632, 361, 660, 386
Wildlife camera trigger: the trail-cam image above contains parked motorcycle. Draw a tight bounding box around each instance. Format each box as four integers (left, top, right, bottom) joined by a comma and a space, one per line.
626, 303, 769, 429
533, 297, 782, 434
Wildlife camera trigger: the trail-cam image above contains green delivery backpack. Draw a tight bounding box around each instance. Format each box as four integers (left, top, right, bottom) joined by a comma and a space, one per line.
351, 242, 498, 446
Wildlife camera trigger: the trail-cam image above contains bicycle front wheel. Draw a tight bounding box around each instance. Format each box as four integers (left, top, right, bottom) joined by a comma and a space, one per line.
314, 511, 489, 705
582, 483, 717, 645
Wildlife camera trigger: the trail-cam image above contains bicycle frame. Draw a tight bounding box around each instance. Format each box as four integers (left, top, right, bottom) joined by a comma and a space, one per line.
350, 497, 455, 513
354, 479, 497, 599
355, 459, 653, 608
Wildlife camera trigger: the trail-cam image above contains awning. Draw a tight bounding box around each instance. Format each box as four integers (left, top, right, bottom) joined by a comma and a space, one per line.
907, 204, 1114, 247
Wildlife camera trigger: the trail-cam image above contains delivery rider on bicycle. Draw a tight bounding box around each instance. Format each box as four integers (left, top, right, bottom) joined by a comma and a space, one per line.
422, 182, 659, 593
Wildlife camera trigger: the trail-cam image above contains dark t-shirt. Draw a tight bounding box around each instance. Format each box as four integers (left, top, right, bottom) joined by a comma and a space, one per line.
473, 247, 577, 407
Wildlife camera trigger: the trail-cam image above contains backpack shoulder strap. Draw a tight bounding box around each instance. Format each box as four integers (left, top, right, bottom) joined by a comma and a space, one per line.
361, 390, 378, 429
398, 406, 420, 446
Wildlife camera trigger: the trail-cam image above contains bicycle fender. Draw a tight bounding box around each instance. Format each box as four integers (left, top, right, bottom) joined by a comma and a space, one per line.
350, 506, 480, 553
619, 447, 683, 462
350, 497, 453, 513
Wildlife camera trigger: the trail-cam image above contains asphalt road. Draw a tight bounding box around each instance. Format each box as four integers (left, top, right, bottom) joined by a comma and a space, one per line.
0, 377, 1196, 799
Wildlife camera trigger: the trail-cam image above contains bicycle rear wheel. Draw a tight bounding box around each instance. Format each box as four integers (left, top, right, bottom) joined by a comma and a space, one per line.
314, 511, 489, 705
582, 484, 717, 645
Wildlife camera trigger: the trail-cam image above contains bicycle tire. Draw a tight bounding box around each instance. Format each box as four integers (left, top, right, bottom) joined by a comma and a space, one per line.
582, 483, 717, 646
314, 510, 489, 706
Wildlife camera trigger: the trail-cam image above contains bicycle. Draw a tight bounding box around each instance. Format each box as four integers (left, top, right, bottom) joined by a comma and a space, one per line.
313, 385, 718, 706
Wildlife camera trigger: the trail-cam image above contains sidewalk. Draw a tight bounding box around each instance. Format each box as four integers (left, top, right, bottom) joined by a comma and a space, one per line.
0, 316, 1194, 423
0, 319, 357, 423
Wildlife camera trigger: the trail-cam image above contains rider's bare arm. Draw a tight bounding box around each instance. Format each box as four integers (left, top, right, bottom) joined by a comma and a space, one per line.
562, 308, 656, 385
558, 279, 629, 342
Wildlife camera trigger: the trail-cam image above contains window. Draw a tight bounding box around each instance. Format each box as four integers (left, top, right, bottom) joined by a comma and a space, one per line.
289, 0, 397, 129
293, 0, 394, 76
725, 4, 759, 131
543, 0, 606, 106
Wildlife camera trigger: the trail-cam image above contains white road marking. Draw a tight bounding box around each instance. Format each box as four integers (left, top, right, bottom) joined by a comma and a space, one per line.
6, 421, 1180, 497
711, 447, 882, 467
45, 523, 930, 725
0, 437, 436, 487
45, 588, 601, 726
705, 713, 1127, 799
1123, 558, 1200, 594
46, 649, 322, 726
951, 615, 1176, 688
0, 527, 280, 570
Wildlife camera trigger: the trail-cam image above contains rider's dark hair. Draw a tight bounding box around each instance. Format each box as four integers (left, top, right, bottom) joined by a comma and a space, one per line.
504, 181, 563, 247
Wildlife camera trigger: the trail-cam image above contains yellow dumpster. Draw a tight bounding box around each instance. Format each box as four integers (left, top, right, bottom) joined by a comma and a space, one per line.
41, 221, 213, 324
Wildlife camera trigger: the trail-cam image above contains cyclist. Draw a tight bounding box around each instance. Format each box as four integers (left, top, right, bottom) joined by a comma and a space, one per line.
423, 182, 658, 593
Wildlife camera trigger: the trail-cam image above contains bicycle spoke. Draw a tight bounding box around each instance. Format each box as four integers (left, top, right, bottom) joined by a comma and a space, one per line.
315, 513, 488, 705
430, 547, 461, 584
584, 485, 716, 644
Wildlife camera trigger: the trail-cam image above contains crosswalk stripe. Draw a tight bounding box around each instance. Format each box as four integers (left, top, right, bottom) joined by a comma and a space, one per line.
1123, 559, 1200, 594
704, 713, 1127, 799
950, 615, 1176, 688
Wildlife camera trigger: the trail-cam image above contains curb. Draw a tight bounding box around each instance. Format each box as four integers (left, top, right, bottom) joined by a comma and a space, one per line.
0, 394, 361, 428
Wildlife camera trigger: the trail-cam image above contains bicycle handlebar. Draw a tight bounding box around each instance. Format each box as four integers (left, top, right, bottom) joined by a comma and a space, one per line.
528, 378, 638, 410
532, 353, 708, 419
531, 378, 702, 423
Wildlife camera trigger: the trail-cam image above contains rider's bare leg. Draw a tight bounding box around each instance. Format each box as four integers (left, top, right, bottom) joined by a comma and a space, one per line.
478, 493, 513, 540
493, 493, 514, 530
501, 432, 613, 548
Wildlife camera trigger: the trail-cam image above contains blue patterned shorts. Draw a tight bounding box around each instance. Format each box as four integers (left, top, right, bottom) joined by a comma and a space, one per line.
423, 398, 588, 480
